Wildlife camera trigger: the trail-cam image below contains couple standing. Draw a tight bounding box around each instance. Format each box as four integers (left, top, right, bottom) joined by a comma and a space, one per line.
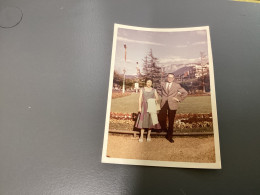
135, 73, 188, 143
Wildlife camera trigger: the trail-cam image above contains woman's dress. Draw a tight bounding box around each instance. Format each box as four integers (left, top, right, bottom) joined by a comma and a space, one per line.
135, 88, 161, 129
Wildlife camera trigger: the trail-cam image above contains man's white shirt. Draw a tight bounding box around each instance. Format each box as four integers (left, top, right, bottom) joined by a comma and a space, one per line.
166, 82, 172, 91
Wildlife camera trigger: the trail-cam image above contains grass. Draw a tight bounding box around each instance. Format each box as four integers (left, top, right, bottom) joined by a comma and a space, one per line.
110, 92, 212, 114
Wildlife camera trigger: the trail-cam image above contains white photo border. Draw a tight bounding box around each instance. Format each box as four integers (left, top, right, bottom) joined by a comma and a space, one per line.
101, 23, 221, 169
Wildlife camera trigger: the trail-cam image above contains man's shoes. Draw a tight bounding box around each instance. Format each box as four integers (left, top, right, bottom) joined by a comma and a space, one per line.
166, 136, 174, 143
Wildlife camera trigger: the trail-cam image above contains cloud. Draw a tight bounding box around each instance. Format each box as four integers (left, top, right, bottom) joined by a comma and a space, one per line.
192, 41, 207, 46
175, 41, 206, 48
159, 56, 202, 66
114, 63, 138, 75
176, 45, 188, 48
117, 36, 165, 46
114, 57, 138, 75
159, 56, 182, 64
116, 57, 136, 64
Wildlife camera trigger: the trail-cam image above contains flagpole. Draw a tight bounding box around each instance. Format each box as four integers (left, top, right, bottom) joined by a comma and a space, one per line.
136, 61, 139, 93
200, 52, 205, 93
122, 43, 127, 94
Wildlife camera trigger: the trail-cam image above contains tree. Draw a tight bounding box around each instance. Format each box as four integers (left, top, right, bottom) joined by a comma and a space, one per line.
113, 70, 123, 87
141, 49, 162, 91
125, 78, 134, 89
200, 51, 208, 93
198, 73, 210, 92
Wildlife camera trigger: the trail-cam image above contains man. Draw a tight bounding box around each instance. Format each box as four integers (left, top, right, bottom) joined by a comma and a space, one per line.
158, 73, 188, 143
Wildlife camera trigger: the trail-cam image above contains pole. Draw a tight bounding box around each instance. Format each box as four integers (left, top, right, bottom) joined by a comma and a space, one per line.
122, 44, 127, 93
136, 61, 139, 93
123, 68, 125, 93
200, 52, 206, 93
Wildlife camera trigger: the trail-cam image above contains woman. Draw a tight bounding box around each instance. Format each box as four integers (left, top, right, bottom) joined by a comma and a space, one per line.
135, 78, 161, 142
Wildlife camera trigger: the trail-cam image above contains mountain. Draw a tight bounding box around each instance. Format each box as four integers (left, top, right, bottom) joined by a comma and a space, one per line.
174, 66, 191, 76
163, 64, 183, 73
125, 75, 138, 79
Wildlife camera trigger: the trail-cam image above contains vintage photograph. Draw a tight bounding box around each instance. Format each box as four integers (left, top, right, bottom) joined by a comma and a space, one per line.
102, 24, 221, 169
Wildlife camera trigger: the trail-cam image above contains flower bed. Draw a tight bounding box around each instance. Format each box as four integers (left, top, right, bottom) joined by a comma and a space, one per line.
109, 112, 213, 132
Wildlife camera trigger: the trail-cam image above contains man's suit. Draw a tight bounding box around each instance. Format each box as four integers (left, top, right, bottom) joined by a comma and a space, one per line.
158, 82, 188, 138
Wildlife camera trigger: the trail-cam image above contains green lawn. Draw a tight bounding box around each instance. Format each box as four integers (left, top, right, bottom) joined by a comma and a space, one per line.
110, 93, 212, 114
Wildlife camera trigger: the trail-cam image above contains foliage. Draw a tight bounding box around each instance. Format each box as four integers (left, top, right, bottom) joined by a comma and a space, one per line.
179, 74, 210, 94
109, 112, 213, 131
141, 49, 163, 91
113, 70, 123, 87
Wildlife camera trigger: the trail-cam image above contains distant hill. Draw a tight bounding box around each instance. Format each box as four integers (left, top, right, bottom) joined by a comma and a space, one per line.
116, 74, 138, 79
173, 66, 194, 76
125, 75, 138, 79
164, 64, 185, 73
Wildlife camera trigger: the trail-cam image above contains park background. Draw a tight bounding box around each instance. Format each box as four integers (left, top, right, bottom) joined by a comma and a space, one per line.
109, 28, 214, 133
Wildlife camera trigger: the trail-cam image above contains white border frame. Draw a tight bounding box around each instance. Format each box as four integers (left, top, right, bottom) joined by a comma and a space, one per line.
101, 23, 221, 169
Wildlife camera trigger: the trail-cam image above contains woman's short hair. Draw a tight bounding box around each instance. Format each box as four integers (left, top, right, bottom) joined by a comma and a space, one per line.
145, 77, 153, 83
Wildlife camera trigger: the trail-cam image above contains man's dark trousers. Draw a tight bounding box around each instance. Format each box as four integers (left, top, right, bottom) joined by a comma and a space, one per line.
159, 100, 177, 138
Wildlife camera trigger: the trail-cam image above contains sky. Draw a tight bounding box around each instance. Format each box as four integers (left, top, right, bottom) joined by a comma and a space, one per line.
114, 27, 209, 75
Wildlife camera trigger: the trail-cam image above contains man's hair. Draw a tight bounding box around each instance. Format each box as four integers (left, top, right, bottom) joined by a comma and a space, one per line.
167, 73, 175, 77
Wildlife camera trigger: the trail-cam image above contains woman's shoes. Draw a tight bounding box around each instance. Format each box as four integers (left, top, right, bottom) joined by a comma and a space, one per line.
139, 137, 152, 142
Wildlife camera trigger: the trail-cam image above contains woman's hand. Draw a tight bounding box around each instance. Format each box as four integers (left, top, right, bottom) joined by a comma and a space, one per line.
138, 107, 142, 112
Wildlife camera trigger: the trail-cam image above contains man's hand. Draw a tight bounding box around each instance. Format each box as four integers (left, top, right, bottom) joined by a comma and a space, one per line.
173, 97, 180, 102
